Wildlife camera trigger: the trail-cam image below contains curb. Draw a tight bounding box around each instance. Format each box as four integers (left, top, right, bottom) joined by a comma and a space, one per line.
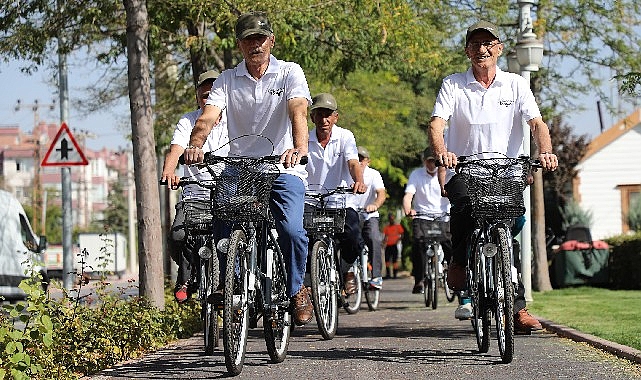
536, 317, 641, 365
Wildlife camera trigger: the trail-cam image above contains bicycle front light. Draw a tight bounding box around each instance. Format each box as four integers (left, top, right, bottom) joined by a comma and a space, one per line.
482, 243, 497, 257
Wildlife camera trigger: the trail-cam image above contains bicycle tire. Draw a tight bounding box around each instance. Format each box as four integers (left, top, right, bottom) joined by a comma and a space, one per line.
203, 255, 220, 354
263, 231, 291, 363
310, 239, 339, 339
364, 259, 380, 311
430, 253, 438, 309
443, 261, 456, 303
471, 242, 490, 353
223, 229, 250, 376
495, 226, 515, 364
343, 256, 363, 315
423, 247, 433, 308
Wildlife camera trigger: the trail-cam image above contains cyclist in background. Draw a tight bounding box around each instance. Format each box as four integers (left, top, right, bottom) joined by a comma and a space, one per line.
346, 146, 386, 289
382, 213, 404, 279
428, 20, 558, 332
305, 92, 367, 296
160, 69, 229, 303
183, 12, 314, 326
402, 148, 452, 295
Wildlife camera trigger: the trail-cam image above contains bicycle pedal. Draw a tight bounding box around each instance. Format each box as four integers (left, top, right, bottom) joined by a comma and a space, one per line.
514, 329, 532, 335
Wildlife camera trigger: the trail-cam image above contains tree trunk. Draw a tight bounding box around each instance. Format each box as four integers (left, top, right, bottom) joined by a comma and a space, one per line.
532, 169, 553, 291
123, 0, 164, 309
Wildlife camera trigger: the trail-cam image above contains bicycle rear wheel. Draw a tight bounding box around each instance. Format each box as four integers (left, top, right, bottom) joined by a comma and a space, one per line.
223, 229, 250, 376
343, 256, 363, 315
263, 231, 291, 363
310, 239, 339, 339
494, 226, 515, 364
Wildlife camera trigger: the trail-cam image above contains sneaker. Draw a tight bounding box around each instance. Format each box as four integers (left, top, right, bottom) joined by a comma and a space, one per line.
455, 302, 473, 320
344, 272, 358, 295
174, 284, 189, 303
514, 309, 543, 333
368, 277, 383, 289
447, 261, 466, 291
291, 286, 313, 326
412, 282, 424, 294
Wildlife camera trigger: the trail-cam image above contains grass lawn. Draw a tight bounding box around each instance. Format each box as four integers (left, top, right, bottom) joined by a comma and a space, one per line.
528, 287, 641, 351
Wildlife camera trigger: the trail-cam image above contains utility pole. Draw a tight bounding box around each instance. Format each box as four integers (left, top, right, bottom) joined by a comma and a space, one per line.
14, 99, 55, 234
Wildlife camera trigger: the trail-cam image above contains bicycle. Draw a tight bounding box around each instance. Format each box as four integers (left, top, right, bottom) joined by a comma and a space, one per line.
456, 153, 540, 364
303, 186, 351, 340
413, 212, 455, 310
355, 208, 381, 312
160, 180, 221, 356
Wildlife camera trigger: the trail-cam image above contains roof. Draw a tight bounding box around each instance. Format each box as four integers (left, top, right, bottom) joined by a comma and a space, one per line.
580, 108, 641, 163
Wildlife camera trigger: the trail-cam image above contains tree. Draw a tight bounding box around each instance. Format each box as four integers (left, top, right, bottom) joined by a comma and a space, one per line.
123, 0, 164, 309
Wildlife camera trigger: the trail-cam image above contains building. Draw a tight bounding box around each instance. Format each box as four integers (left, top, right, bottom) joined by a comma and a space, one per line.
0, 121, 131, 235
574, 109, 641, 239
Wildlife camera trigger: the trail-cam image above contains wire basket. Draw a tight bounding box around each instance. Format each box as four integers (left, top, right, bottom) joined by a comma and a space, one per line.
304, 207, 346, 234
459, 157, 530, 220
208, 157, 280, 222
422, 220, 447, 238
181, 199, 214, 232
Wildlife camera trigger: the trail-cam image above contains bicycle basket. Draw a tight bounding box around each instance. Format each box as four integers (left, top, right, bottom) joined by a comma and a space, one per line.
209, 157, 280, 221
181, 199, 213, 231
459, 158, 530, 219
422, 220, 446, 238
304, 207, 346, 234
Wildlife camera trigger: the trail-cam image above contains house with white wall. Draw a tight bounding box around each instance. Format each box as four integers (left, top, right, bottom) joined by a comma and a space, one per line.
574, 109, 641, 239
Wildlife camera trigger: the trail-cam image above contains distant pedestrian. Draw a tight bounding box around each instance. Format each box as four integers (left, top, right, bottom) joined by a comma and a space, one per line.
382, 213, 404, 279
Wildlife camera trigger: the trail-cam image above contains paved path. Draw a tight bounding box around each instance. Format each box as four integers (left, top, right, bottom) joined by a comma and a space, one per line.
85, 276, 641, 379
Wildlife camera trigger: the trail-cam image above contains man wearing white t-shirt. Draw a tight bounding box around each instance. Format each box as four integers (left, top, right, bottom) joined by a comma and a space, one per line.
428, 20, 558, 332
183, 12, 314, 326
306, 92, 367, 296
402, 148, 451, 294
161, 69, 229, 303
346, 146, 386, 289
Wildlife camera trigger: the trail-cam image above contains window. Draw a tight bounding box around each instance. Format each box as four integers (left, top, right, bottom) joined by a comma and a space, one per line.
618, 184, 641, 233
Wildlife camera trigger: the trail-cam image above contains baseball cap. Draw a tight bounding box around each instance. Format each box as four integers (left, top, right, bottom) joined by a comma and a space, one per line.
357, 146, 370, 159
422, 147, 436, 161
310, 93, 338, 111
235, 12, 273, 40
196, 70, 219, 88
466, 20, 501, 46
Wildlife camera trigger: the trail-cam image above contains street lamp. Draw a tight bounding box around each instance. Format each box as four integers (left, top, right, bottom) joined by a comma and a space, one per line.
512, 0, 544, 302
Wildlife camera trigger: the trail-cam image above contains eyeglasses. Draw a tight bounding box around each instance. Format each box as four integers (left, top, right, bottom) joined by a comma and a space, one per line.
467, 40, 501, 50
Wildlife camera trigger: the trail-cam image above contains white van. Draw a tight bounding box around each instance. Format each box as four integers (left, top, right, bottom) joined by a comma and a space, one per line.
0, 189, 48, 301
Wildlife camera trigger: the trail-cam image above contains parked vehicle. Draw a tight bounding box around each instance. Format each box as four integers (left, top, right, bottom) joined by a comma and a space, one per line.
0, 190, 48, 301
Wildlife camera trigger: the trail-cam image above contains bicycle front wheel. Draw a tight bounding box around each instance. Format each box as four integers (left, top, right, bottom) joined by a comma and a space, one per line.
443, 261, 457, 303
202, 253, 220, 355
223, 229, 250, 376
494, 226, 515, 364
263, 231, 291, 363
310, 239, 339, 339
424, 249, 438, 310
471, 244, 490, 353
343, 256, 363, 315
364, 262, 380, 311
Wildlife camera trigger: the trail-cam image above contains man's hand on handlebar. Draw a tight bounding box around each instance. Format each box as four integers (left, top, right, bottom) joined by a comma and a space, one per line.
438, 152, 458, 169
280, 147, 308, 168
538, 152, 558, 171
351, 181, 367, 194
183, 146, 205, 165
161, 173, 181, 190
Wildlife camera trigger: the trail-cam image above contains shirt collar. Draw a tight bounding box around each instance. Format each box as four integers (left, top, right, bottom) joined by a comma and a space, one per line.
236, 54, 279, 78
465, 66, 506, 87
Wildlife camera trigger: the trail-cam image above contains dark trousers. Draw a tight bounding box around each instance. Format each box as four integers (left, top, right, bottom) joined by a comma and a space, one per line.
411, 218, 452, 284
337, 208, 364, 265
445, 173, 526, 313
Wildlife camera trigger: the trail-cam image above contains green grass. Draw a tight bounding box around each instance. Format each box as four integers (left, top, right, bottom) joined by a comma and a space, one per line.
528, 287, 641, 351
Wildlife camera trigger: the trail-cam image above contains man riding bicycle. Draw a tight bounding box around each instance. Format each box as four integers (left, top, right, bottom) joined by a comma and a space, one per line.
402, 148, 452, 295
427, 20, 558, 333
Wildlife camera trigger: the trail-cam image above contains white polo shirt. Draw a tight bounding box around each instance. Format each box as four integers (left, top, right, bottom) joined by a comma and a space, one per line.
171, 108, 229, 200
306, 125, 359, 190
206, 54, 311, 179
405, 167, 449, 219
346, 165, 385, 220
432, 66, 541, 159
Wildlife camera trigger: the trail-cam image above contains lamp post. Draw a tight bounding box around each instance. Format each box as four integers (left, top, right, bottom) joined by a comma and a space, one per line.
509, 0, 544, 302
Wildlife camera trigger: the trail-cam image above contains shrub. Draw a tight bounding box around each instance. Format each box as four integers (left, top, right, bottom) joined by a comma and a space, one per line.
560, 199, 593, 230
605, 232, 641, 290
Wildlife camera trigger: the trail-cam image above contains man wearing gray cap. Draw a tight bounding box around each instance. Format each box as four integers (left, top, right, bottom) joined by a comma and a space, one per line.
183, 12, 314, 326
428, 20, 558, 332
306, 92, 367, 295
161, 69, 229, 303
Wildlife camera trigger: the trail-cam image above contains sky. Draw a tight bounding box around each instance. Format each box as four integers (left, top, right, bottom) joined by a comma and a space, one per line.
1, 56, 637, 152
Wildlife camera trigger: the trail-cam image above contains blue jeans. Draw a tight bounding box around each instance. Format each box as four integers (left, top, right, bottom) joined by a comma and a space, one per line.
269, 174, 309, 297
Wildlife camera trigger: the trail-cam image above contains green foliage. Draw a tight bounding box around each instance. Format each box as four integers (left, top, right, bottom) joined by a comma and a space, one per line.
626, 197, 641, 232
100, 180, 129, 236
560, 199, 593, 230
0, 253, 200, 379
605, 232, 641, 290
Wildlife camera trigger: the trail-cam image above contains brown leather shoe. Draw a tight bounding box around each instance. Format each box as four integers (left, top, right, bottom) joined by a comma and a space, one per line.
344, 272, 358, 295
514, 309, 543, 333
446, 261, 466, 291
292, 287, 313, 326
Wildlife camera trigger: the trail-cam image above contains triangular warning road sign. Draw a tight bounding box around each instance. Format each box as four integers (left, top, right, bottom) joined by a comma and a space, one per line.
41, 123, 89, 166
